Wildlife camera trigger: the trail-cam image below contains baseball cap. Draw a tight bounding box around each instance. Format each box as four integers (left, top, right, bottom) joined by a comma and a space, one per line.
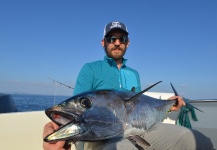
103, 21, 129, 37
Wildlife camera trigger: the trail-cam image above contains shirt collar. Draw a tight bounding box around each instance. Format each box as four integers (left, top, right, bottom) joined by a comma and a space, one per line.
104, 56, 127, 67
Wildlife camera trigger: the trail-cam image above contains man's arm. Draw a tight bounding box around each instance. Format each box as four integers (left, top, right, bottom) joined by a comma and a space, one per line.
73, 64, 94, 95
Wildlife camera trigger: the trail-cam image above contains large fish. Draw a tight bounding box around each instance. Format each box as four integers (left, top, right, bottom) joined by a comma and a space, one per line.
44, 81, 201, 149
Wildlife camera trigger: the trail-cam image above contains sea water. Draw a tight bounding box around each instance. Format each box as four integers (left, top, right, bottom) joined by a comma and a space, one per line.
11, 94, 70, 112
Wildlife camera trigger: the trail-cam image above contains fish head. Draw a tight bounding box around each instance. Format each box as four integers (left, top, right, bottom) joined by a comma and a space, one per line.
44, 90, 127, 142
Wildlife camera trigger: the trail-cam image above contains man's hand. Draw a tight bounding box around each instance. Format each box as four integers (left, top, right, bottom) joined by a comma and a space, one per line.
43, 122, 69, 150
168, 96, 186, 111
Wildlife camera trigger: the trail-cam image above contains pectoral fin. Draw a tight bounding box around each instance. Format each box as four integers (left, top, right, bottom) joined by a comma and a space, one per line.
127, 135, 151, 150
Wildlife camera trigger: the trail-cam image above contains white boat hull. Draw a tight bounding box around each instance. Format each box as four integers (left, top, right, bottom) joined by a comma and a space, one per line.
189, 101, 217, 148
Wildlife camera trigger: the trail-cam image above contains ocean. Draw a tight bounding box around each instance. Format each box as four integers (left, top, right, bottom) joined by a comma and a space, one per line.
11, 94, 70, 112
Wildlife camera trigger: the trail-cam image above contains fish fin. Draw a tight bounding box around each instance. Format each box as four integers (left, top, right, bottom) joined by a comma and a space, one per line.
127, 81, 162, 102
131, 87, 136, 92
128, 135, 151, 150
170, 83, 203, 113
186, 102, 203, 113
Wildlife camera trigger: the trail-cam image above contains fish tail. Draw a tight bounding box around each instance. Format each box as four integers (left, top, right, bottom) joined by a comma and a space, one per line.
170, 83, 203, 113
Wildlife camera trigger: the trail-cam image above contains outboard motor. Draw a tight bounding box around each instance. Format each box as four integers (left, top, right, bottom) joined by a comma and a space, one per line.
0, 93, 17, 113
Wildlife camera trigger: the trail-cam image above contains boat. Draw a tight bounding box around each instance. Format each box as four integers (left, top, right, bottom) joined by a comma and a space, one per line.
0, 92, 216, 150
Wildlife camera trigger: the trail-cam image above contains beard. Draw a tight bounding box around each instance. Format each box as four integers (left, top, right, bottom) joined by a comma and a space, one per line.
104, 46, 126, 61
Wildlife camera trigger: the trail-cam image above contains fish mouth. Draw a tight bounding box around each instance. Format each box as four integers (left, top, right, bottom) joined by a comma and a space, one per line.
46, 109, 79, 126
44, 108, 88, 142
44, 121, 87, 142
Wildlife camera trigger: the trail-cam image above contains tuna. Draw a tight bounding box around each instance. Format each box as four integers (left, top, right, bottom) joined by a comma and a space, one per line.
44, 81, 201, 148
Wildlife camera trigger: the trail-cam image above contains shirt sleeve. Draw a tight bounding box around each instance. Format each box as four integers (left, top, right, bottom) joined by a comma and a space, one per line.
136, 71, 141, 92
73, 63, 94, 95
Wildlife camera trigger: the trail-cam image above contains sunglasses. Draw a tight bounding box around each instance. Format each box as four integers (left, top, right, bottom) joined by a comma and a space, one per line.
105, 36, 128, 44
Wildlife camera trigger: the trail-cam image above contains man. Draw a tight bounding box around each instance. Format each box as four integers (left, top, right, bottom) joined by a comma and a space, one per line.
73, 21, 141, 95
43, 21, 213, 150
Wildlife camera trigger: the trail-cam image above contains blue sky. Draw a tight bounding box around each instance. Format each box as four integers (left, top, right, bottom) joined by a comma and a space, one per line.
0, 0, 217, 99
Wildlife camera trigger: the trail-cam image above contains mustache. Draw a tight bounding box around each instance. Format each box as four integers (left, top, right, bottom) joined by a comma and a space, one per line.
111, 46, 123, 50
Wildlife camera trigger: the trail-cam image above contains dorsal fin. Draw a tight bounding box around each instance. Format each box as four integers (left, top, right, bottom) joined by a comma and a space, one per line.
126, 81, 162, 102
170, 82, 203, 113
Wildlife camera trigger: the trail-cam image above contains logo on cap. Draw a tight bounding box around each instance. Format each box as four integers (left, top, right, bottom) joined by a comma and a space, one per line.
110, 22, 122, 29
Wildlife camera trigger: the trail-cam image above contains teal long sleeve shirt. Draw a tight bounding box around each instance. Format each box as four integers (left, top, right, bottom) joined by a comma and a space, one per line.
73, 56, 141, 95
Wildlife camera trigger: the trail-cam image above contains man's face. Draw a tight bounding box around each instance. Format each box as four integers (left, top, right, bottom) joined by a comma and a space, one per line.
102, 29, 130, 61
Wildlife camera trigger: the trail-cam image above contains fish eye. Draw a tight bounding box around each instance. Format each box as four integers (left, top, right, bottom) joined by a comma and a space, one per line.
79, 97, 92, 109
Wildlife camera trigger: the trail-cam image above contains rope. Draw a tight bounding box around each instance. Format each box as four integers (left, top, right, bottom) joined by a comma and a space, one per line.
176, 98, 198, 128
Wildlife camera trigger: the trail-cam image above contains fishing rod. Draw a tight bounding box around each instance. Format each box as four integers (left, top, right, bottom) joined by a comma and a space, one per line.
48, 78, 74, 89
